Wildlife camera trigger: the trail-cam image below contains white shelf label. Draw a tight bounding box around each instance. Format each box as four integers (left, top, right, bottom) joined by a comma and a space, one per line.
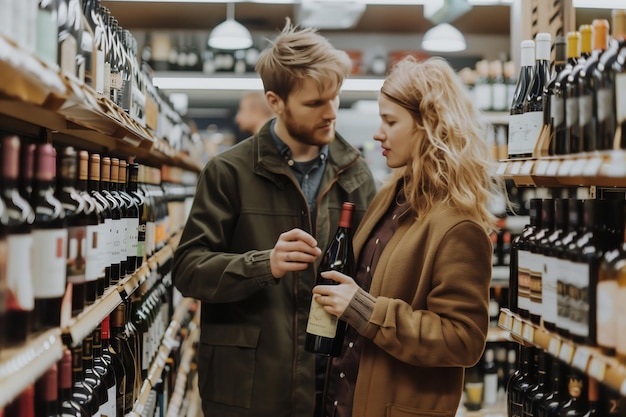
558, 159, 574, 176
534, 160, 549, 176
546, 160, 560, 176
588, 357, 606, 381
559, 341, 575, 364
569, 158, 587, 177
572, 347, 591, 372
583, 157, 603, 177
521, 160, 535, 175
522, 323, 534, 343
511, 317, 523, 337
548, 338, 561, 357
496, 162, 508, 176
510, 161, 523, 175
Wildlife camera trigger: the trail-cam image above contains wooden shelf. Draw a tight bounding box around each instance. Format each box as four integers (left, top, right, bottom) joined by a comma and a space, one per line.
498, 309, 626, 394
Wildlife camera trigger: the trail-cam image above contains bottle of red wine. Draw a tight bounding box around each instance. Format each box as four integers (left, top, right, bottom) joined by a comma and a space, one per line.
305, 202, 355, 356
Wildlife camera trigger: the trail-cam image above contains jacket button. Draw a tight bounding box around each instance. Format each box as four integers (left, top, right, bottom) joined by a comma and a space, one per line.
340, 372, 345, 378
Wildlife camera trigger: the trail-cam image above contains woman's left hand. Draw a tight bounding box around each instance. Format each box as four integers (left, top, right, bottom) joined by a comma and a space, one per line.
312, 270, 360, 317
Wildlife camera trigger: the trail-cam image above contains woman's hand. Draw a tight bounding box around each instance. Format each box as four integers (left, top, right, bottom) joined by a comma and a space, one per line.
312, 270, 360, 317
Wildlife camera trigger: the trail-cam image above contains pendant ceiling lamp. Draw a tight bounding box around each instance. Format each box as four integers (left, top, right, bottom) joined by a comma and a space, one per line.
208, 2, 253, 50
421, 22, 466, 52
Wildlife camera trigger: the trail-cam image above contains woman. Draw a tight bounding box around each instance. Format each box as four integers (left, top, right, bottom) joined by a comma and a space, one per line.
314, 56, 499, 417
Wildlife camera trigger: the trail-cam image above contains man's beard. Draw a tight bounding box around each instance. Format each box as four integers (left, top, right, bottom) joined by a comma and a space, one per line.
284, 107, 335, 146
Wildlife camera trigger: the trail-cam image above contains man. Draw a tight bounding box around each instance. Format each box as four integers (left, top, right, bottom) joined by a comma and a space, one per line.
235, 91, 275, 135
173, 19, 376, 417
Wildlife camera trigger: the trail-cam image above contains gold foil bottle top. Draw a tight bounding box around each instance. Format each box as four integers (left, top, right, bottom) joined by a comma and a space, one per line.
567, 31, 581, 59
111, 158, 119, 183
78, 151, 89, 181
579, 24, 593, 54
592, 19, 610, 51
101, 157, 111, 182
613, 9, 626, 40
89, 153, 101, 181
119, 160, 127, 183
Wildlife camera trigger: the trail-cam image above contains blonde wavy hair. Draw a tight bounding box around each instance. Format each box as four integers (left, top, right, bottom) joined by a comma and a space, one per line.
255, 18, 352, 102
381, 56, 500, 232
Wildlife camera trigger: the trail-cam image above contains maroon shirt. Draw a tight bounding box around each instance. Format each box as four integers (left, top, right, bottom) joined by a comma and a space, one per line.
322, 191, 408, 417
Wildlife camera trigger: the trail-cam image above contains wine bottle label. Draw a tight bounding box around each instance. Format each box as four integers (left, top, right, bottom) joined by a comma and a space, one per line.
517, 250, 531, 311
566, 97, 579, 129
508, 114, 526, 157
85, 224, 102, 282
551, 95, 564, 128
127, 217, 139, 263
306, 297, 338, 338
578, 94, 592, 127
110, 71, 123, 90
60, 35, 78, 77
112, 219, 122, 264
556, 261, 571, 330
6, 234, 34, 310
542, 255, 559, 325
95, 47, 105, 95
137, 221, 146, 260
615, 286, 626, 357
597, 88, 612, 123
597, 280, 617, 349
120, 217, 129, 260
524, 111, 543, 155
67, 225, 87, 284
617, 73, 626, 124
32, 228, 67, 297
528, 252, 543, 314
104, 218, 115, 267
568, 262, 589, 338
483, 373, 498, 405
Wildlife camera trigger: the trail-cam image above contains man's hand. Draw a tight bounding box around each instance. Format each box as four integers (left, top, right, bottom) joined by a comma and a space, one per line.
270, 228, 322, 278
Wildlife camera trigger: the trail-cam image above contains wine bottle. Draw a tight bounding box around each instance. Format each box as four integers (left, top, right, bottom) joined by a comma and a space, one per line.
93, 324, 117, 417
70, 345, 100, 417
110, 302, 137, 414
545, 35, 567, 156
522, 32, 551, 158
128, 162, 146, 269
0, 196, 7, 350
508, 40, 535, 159
579, 19, 610, 153
110, 158, 129, 279
57, 146, 90, 319
566, 25, 593, 154
4, 383, 35, 417
118, 160, 139, 274
517, 198, 543, 320
542, 198, 568, 331
77, 150, 106, 297
528, 198, 554, 325
557, 366, 589, 416
35, 363, 59, 417
35, 0, 59, 68
554, 31, 581, 155
102, 314, 126, 417
30, 143, 67, 332
58, 349, 89, 417
522, 349, 550, 417
305, 202, 355, 356
536, 355, 564, 417
89, 154, 112, 290
595, 10, 626, 151
507, 345, 534, 417
1, 135, 35, 346
100, 157, 122, 285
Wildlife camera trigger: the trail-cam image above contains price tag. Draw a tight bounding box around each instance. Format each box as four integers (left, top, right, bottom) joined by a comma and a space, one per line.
558, 159, 574, 176
499, 311, 513, 331
522, 323, 535, 343
588, 357, 606, 381
512, 317, 523, 337
534, 160, 550, 176
548, 337, 561, 357
521, 160, 535, 175
546, 160, 560, 176
510, 161, 523, 175
572, 347, 591, 372
496, 162, 508, 176
569, 158, 587, 177
583, 157, 603, 177
620, 379, 626, 397
559, 341, 575, 364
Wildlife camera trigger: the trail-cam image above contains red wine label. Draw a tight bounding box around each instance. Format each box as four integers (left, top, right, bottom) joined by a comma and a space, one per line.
67, 225, 87, 284
306, 298, 337, 338
6, 234, 34, 311
32, 228, 68, 297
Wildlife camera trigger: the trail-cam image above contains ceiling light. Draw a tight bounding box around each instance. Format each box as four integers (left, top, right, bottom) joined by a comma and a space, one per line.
296, 0, 367, 29
573, 0, 626, 8
421, 23, 467, 52
208, 2, 253, 50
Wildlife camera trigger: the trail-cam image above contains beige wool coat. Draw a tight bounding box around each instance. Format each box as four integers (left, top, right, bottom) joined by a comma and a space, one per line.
346, 180, 493, 417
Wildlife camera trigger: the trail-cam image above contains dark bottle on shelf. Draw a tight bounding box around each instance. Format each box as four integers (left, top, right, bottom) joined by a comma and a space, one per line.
518, 199, 544, 320
100, 157, 122, 285
522, 349, 550, 417
305, 202, 355, 356
92, 324, 116, 417
79, 334, 109, 414
1, 135, 35, 346
58, 349, 89, 417
70, 345, 100, 417
482, 346, 499, 407
4, 383, 35, 417
508, 345, 535, 417
555, 198, 584, 339
554, 31, 581, 156
57, 146, 90, 318
536, 356, 564, 417
34, 363, 59, 417
110, 302, 137, 414
545, 36, 567, 156
595, 10, 626, 151
565, 25, 593, 154
77, 150, 106, 297
30, 143, 67, 332
579, 19, 610, 153
110, 158, 129, 279
89, 153, 113, 290
569, 199, 623, 346
528, 198, 555, 325
509, 198, 542, 315
542, 198, 569, 332
522, 32, 552, 159
0, 196, 6, 350
556, 366, 588, 417
102, 314, 126, 417
128, 162, 146, 270
508, 39, 535, 159
118, 160, 139, 274
19, 143, 35, 203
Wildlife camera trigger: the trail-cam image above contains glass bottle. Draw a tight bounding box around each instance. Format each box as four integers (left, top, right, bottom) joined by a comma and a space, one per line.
554, 31, 581, 155
545, 35, 567, 156
508, 40, 535, 159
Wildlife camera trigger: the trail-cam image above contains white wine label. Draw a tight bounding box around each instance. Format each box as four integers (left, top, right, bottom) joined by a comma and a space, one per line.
596, 280, 617, 349
67, 225, 87, 284
306, 297, 337, 338
6, 234, 34, 310
523, 111, 543, 155
85, 224, 102, 282
616, 73, 626, 124
32, 228, 67, 297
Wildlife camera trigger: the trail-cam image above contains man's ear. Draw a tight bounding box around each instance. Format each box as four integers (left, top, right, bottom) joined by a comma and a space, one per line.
265, 91, 283, 115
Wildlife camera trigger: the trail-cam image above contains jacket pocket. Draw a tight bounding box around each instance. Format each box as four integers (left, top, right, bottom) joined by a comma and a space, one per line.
386, 404, 452, 417
198, 324, 261, 409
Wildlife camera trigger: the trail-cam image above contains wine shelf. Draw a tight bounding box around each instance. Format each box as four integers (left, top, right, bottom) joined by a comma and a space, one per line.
496, 150, 626, 188
0, 34, 201, 174
131, 297, 200, 417
498, 308, 626, 394
0, 230, 183, 409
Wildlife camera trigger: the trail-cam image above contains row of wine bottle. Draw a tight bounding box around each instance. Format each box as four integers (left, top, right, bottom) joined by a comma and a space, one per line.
508, 9, 626, 159
0, 133, 195, 350
509, 195, 626, 361
507, 345, 626, 416
1, 258, 198, 417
